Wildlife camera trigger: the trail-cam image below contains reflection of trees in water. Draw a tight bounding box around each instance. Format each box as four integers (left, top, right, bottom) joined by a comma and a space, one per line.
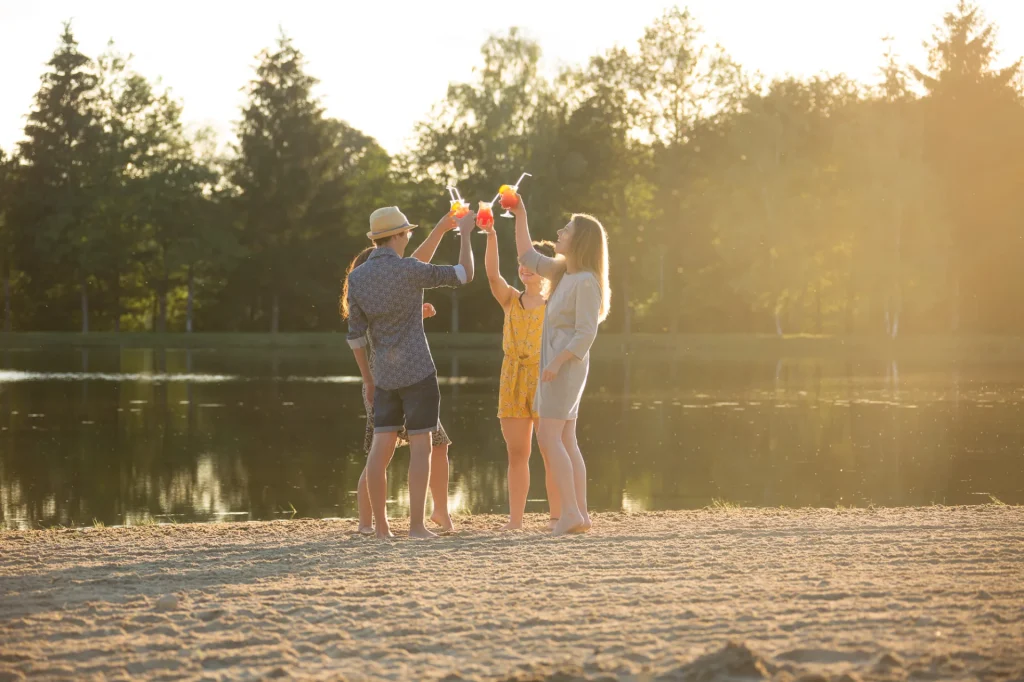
2, 380, 125, 527
576, 356, 1013, 510
740, 358, 951, 508
431, 388, 509, 515
2, 350, 1023, 528
0, 349, 249, 526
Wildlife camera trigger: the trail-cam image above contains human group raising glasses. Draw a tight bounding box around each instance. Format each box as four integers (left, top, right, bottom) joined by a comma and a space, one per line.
342, 174, 610, 537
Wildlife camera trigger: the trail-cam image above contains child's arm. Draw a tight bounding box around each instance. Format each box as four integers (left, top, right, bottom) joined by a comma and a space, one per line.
478, 218, 515, 308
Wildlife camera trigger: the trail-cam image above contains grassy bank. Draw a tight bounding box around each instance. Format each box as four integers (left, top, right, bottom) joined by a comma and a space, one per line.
1, 331, 1022, 361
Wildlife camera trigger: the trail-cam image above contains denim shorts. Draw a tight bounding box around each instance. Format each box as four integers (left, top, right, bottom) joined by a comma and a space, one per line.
373, 372, 440, 436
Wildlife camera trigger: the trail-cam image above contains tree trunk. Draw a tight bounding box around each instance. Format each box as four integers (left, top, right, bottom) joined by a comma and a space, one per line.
80, 278, 89, 334
186, 266, 194, 333
814, 284, 822, 334
845, 275, 855, 335
2, 264, 10, 333
891, 282, 902, 340
951, 276, 960, 333
622, 275, 632, 337
663, 253, 680, 335
894, 196, 903, 340
156, 281, 167, 334
658, 251, 665, 300
450, 289, 459, 334
111, 270, 121, 333
271, 292, 280, 334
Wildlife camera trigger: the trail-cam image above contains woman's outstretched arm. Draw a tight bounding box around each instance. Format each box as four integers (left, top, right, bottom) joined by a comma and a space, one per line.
513, 194, 534, 260
514, 195, 565, 281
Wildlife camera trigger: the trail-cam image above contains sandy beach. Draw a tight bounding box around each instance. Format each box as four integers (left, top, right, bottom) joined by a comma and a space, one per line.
1, 506, 1021, 681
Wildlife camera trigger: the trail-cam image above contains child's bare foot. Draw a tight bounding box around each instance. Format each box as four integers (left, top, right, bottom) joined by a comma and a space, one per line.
409, 526, 439, 539
552, 511, 585, 536
500, 519, 524, 531
430, 512, 455, 532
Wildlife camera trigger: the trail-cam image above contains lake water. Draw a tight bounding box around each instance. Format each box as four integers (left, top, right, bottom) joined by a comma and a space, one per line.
1, 347, 1021, 529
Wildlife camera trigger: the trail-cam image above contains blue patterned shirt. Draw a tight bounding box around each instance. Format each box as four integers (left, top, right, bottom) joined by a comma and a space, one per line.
346, 247, 466, 390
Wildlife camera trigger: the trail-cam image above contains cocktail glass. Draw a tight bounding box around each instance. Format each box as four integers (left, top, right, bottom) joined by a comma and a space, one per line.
498, 172, 531, 218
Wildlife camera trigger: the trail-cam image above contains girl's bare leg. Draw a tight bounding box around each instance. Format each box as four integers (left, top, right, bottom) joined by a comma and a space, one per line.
500, 419, 533, 530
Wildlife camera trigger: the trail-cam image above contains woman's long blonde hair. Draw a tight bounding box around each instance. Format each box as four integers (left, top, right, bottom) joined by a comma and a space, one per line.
559, 213, 611, 322
340, 247, 374, 319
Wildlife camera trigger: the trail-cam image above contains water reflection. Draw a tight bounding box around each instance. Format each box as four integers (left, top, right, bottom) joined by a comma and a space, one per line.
1, 348, 1022, 529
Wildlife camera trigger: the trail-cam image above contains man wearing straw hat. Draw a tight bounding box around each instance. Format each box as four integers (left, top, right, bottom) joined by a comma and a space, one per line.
345, 206, 476, 539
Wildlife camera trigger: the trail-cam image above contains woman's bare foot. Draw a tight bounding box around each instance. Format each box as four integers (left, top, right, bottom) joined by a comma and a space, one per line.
357, 525, 374, 536
580, 513, 593, 532
374, 523, 395, 540
552, 511, 585, 536
430, 512, 455, 532
547, 517, 559, 531
409, 526, 439, 539
500, 519, 524, 531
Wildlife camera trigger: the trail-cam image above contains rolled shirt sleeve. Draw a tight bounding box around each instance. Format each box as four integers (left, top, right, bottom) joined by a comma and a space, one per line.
408, 259, 464, 289
565, 274, 601, 360
519, 248, 566, 281
346, 293, 369, 349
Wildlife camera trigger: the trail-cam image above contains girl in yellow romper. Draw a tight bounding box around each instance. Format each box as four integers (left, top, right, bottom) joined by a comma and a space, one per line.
477, 217, 559, 530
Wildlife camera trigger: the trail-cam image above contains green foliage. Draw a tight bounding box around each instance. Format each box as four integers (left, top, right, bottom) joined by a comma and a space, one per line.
1, 5, 1022, 336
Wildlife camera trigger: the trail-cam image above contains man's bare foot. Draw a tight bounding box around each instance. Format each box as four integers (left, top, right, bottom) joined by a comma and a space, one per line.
500, 519, 524, 531
430, 512, 455, 532
409, 526, 439, 539
552, 511, 585, 536
357, 525, 374, 536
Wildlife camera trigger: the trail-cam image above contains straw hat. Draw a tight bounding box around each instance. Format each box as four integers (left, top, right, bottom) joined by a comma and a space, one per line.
367, 206, 418, 240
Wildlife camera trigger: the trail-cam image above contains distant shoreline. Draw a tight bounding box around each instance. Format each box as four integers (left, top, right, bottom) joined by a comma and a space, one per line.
1, 331, 1022, 362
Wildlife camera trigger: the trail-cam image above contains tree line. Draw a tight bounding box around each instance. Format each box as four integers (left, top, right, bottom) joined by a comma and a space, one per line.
0, 1, 1021, 336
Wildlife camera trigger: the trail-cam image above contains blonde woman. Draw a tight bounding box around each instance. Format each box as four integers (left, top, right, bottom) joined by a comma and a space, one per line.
476, 216, 559, 530
512, 196, 610, 536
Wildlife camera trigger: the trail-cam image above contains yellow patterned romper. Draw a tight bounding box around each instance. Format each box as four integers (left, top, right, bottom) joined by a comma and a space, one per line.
497, 292, 546, 419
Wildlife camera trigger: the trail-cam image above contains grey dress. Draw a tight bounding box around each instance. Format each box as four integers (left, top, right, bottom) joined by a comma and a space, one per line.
519, 249, 602, 420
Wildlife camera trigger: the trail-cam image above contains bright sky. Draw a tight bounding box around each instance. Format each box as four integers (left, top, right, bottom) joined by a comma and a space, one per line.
1, 1, 1022, 156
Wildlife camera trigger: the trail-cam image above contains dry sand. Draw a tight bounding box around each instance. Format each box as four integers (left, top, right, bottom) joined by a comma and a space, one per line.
1, 507, 1022, 681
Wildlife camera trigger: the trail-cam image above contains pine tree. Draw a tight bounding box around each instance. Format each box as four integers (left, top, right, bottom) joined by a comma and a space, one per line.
912, 1, 1024, 332
232, 32, 338, 333
16, 23, 104, 332
0, 149, 15, 331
